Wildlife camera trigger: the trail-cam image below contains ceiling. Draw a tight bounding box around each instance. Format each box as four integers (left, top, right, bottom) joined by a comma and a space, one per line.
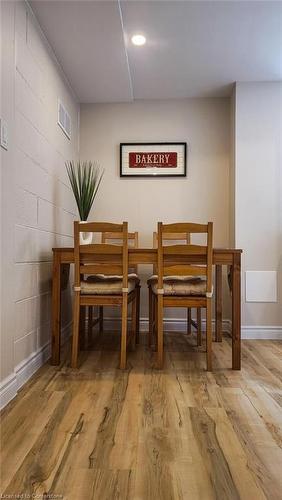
29, 0, 282, 103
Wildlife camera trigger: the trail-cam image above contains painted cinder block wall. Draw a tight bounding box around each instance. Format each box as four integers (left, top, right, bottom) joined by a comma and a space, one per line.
0, 1, 79, 406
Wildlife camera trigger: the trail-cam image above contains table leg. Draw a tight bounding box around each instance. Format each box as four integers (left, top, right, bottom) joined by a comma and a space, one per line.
148, 286, 153, 347
136, 284, 141, 344
157, 294, 164, 369
187, 308, 192, 335
51, 253, 62, 365
232, 253, 241, 370
197, 308, 202, 346
80, 306, 86, 349
215, 265, 223, 342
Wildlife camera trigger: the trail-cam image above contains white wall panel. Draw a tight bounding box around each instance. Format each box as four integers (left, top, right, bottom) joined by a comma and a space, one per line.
235, 82, 282, 327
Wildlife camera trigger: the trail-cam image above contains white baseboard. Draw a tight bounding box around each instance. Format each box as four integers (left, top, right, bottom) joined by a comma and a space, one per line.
241, 326, 282, 340
0, 322, 72, 410
102, 317, 282, 340
102, 317, 232, 333
0, 373, 18, 411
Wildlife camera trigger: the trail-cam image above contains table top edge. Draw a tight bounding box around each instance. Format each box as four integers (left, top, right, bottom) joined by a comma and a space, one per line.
52, 247, 243, 253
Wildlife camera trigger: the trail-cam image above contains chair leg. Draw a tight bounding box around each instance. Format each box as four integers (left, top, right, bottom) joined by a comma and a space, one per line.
154, 294, 158, 347
99, 306, 103, 334
131, 295, 137, 351
187, 308, 192, 334
120, 294, 128, 369
148, 286, 153, 347
71, 293, 80, 369
79, 306, 86, 350
157, 294, 164, 369
206, 299, 212, 371
136, 284, 141, 344
197, 308, 202, 346
153, 294, 158, 349
88, 306, 93, 346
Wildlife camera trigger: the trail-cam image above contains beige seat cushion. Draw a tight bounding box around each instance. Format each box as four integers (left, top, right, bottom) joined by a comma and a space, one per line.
81, 274, 139, 295
148, 275, 207, 296
93, 273, 139, 280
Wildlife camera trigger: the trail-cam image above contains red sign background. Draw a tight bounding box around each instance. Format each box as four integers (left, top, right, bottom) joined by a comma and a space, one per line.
129, 152, 177, 169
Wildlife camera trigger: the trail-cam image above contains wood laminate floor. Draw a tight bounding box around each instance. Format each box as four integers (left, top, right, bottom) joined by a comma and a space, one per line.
1, 331, 282, 500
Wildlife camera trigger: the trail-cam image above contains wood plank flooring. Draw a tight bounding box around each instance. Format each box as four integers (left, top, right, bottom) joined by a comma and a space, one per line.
1, 331, 282, 500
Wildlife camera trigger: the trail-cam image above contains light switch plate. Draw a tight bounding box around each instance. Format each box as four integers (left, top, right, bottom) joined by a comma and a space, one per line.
246, 271, 277, 302
0, 118, 8, 150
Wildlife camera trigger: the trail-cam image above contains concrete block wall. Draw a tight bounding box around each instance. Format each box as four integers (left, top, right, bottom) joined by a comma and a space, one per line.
0, 1, 79, 407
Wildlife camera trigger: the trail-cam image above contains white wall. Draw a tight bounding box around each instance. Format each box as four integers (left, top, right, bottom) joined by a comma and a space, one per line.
0, 1, 79, 406
234, 82, 282, 331
80, 98, 231, 319
229, 86, 236, 248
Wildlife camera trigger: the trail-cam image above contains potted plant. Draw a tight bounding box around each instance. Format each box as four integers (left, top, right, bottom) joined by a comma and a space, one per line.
66, 160, 104, 244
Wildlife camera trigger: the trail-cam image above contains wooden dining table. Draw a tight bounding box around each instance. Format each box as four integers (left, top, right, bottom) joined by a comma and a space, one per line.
52, 247, 242, 369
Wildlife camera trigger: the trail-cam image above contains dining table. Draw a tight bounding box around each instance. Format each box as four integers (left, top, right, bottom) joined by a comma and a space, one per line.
51, 247, 242, 369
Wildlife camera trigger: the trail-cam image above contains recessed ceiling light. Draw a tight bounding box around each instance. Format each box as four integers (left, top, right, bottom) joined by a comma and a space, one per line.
131, 34, 146, 46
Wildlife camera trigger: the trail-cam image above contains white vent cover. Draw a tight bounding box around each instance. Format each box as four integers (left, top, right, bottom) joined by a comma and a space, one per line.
58, 99, 71, 139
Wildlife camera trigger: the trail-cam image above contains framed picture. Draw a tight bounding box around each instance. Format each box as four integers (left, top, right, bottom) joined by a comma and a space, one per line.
120, 142, 187, 177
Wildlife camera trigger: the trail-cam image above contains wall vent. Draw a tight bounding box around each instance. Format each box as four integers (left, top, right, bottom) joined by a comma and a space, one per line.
58, 99, 71, 139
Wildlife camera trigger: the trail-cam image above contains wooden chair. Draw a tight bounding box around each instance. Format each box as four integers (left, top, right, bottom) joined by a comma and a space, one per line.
93, 231, 140, 342
148, 232, 202, 347
71, 221, 139, 369
150, 222, 213, 370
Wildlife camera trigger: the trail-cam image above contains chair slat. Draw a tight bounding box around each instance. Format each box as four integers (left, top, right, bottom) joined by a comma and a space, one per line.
162, 232, 190, 241
78, 222, 123, 233
163, 265, 207, 276
80, 264, 123, 275
162, 222, 208, 233
102, 231, 139, 272
80, 254, 124, 263
163, 244, 207, 255
102, 231, 137, 240
164, 254, 206, 264
79, 243, 123, 254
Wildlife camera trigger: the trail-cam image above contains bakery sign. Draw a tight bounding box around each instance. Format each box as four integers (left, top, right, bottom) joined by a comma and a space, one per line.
120, 143, 187, 177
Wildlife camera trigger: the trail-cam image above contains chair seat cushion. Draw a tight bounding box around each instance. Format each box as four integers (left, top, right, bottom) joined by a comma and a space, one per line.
147, 275, 207, 296
81, 274, 139, 295
94, 273, 139, 280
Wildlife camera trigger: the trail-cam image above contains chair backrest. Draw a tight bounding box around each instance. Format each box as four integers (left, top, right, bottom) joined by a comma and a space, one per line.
101, 231, 139, 273
73, 221, 129, 291
153, 231, 190, 273
156, 222, 213, 295
102, 231, 138, 246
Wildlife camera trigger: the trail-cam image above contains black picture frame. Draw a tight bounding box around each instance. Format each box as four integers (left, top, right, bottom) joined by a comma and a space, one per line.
120, 142, 187, 178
